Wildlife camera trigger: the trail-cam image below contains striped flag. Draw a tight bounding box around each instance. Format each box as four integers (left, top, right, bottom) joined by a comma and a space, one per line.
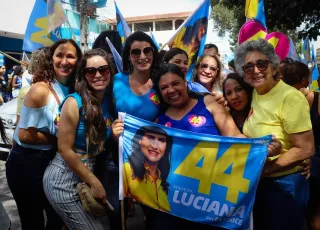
114, 1, 132, 46
245, 0, 266, 27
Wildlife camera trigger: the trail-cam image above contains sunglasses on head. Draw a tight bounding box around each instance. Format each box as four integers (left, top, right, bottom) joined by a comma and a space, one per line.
242, 60, 270, 74
130, 47, 154, 59
199, 63, 218, 72
84, 65, 110, 78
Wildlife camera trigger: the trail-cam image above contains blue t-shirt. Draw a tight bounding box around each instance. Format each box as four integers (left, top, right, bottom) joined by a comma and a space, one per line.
157, 96, 220, 136
58, 93, 113, 154
113, 72, 160, 122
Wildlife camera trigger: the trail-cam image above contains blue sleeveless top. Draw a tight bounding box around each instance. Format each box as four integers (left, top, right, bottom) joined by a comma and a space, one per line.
59, 93, 113, 154
113, 72, 160, 121
157, 96, 220, 136
14, 81, 69, 150
14, 76, 22, 89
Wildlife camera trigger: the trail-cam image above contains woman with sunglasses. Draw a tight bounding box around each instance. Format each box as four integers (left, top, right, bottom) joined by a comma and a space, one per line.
112, 31, 160, 229
6, 39, 82, 230
234, 39, 314, 230
191, 53, 223, 93
43, 49, 114, 229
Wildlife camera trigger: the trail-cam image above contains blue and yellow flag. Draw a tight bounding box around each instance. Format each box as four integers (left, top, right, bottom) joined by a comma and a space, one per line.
119, 113, 270, 229
23, 0, 62, 52
166, 0, 210, 81
114, 1, 132, 46
245, 0, 266, 28
310, 44, 319, 92
303, 36, 311, 64
47, 0, 68, 36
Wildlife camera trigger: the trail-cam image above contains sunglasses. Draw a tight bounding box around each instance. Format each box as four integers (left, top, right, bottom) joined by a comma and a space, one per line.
200, 63, 218, 72
242, 60, 270, 74
84, 65, 110, 78
130, 47, 154, 59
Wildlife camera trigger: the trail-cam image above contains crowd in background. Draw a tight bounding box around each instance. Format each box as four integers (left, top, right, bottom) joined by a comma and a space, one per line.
0, 29, 319, 230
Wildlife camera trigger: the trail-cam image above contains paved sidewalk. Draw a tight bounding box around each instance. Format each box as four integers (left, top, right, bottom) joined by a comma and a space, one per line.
0, 160, 144, 230
0, 160, 21, 230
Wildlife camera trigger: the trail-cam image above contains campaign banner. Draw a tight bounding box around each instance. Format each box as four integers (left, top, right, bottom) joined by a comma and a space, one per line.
119, 113, 270, 230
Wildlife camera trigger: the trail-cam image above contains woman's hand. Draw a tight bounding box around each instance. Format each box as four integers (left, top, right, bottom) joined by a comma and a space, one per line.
90, 182, 107, 204
267, 135, 282, 157
212, 91, 228, 107
300, 158, 311, 179
112, 119, 124, 140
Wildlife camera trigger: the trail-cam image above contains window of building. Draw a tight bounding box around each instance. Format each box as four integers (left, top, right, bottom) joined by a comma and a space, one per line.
155, 20, 172, 31
128, 24, 132, 31
174, 19, 184, 29
134, 22, 153, 32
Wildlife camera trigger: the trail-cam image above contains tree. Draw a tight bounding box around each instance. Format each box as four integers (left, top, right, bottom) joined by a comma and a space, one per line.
210, 0, 320, 49
79, 0, 89, 52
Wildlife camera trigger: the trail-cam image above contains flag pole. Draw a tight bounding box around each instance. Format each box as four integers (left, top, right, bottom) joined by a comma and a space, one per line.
66, 20, 77, 42
158, 0, 207, 51
0, 51, 28, 67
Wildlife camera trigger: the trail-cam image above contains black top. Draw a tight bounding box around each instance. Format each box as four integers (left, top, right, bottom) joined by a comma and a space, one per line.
310, 92, 320, 146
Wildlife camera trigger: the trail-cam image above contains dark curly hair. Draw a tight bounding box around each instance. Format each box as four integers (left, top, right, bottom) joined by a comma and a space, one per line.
129, 125, 173, 194
122, 31, 159, 75
75, 48, 115, 153
32, 39, 82, 92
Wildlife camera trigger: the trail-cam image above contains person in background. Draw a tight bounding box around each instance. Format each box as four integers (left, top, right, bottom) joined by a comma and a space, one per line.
11, 66, 24, 98
203, 43, 219, 56
281, 61, 320, 230
228, 59, 236, 72
234, 39, 314, 230
162, 48, 189, 76
92, 30, 123, 75
0, 65, 6, 105
6, 39, 82, 230
191, 53, 223, 93
43, 48, 113, 230
277, 57, 294, 79
111, 31, 160, 229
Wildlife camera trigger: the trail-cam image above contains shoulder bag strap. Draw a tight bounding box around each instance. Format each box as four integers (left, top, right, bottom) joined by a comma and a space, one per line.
47, 83, 61, 105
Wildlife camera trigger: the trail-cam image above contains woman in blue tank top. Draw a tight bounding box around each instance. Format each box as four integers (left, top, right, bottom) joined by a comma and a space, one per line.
6, 39, 82, 230
149, 64, 244, 230
43, 49, 114, 230
111, 31, 161, 228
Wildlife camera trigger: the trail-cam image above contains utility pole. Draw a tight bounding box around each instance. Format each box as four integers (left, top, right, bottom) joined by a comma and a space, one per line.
79, 0, 88, 52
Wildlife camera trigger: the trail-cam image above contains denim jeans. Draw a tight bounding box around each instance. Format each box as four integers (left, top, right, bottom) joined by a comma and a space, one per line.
6, 144, 63, 230
253, 172, 309, 230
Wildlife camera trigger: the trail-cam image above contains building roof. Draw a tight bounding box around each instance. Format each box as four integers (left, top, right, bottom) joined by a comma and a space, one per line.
106, 11, 191, 25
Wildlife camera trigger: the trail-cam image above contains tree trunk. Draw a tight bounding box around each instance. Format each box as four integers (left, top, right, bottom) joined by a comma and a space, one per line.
80, 0, 88, 52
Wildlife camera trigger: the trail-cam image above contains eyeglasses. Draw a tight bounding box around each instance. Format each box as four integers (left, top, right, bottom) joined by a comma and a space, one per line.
242, 60, 270, 74
199, 63, 219, 72
84, 65, 110, 78
130, 47, 154, 59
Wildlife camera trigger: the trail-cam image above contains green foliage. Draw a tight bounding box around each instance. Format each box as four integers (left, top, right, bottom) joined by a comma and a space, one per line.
209, 0, 320, 49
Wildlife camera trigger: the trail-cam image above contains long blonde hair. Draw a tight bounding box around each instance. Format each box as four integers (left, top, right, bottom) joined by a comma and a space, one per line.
191, 53, 223, 92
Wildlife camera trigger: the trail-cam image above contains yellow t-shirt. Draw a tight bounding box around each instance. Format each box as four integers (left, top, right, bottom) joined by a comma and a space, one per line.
123, 162, 170, 212
243, 80, 312, 177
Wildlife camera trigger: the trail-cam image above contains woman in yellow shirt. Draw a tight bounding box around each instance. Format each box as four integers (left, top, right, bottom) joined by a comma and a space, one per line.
234, 39, 314, 230
123, 125, 173, 212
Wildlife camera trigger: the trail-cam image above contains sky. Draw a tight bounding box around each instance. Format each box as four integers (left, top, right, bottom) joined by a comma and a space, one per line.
100, 0, 201, 19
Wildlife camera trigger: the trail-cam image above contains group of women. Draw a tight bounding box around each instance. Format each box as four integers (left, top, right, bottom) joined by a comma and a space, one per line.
4, 30, 318, 230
